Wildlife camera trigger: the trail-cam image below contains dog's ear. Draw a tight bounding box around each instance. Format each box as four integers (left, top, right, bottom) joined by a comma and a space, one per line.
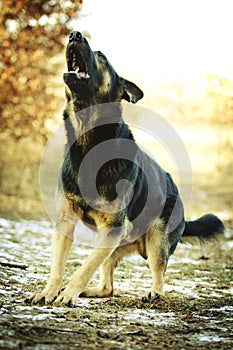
120, 78, 144, 103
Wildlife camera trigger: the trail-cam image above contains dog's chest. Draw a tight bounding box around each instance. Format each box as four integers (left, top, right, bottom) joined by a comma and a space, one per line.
64, 191, 125, 232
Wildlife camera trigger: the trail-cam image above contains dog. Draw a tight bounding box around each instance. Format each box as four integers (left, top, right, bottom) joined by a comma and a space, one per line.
29, 31, 224, 307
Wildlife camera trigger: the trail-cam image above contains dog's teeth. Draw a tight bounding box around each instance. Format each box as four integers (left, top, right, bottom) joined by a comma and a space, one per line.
67, 70, 90, 79
78, 72, 90, 79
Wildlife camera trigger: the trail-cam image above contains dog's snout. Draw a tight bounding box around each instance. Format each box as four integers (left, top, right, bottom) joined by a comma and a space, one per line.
69, 31, 83, 42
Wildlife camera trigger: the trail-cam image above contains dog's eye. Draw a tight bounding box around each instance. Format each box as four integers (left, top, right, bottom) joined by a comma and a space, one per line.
97, 51, 107, 62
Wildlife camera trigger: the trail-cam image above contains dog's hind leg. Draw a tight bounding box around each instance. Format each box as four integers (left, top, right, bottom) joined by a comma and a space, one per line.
81, 242, 137, 297
145, 223, 169, 299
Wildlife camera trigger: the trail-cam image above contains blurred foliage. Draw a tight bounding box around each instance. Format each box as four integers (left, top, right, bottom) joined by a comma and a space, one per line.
0, 0, 82, 140
205, 74, 233, 124
183, 75, 233, 124
144, 74, 233, 126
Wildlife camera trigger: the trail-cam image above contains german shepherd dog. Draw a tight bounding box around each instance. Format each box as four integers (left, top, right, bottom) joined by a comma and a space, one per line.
29, 31, 224, 307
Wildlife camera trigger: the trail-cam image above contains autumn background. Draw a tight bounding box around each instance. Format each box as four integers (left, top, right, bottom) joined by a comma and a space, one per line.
0, 0, 232, 222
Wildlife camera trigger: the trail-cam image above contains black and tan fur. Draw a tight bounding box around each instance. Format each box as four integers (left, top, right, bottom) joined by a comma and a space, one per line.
29, 32, 224, 307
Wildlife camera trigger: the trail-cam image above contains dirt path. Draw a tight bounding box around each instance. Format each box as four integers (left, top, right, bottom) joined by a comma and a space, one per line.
0, 217, 232, 350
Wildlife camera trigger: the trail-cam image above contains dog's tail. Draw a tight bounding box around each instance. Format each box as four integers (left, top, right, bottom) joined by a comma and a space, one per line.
182, 214, 225, 244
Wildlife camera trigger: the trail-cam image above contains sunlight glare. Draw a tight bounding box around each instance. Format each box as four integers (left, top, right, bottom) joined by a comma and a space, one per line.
75, 0, 233, 84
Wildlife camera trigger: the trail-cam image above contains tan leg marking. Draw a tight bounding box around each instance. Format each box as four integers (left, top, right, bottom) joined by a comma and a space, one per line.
82, 242, 138, 297
29, 197, 76, 304
146, 222, 169, 297
55, 246, 116, 306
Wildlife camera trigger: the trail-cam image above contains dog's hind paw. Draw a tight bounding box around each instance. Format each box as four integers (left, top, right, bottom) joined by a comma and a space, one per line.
80, 286, 113, 298
142, 291, 163, 302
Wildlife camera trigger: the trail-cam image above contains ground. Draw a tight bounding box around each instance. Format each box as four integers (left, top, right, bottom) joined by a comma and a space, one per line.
0, 182, 233, 350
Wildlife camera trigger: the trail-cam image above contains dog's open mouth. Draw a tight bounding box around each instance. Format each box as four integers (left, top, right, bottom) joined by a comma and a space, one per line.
68, 51, 90, 79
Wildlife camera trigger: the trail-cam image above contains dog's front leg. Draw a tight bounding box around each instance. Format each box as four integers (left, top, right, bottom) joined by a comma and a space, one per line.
29, 229, 73, 305
28, 196, 76, 305
82, 242, 137, 298
55, 246, 115, 307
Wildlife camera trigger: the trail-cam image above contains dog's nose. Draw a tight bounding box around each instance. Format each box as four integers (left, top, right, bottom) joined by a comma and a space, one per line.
69, 31, 83, 42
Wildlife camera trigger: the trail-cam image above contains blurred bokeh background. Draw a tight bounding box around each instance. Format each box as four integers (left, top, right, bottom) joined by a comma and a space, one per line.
0, 0, 232, 224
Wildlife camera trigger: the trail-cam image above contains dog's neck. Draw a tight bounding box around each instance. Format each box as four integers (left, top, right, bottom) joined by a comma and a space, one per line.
64, 101, 134, 153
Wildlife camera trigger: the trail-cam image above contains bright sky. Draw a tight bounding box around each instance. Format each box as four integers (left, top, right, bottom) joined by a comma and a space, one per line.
74, 0, 233, 85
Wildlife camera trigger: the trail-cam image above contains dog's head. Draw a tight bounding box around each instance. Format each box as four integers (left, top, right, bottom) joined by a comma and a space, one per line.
64, 31, 143, 107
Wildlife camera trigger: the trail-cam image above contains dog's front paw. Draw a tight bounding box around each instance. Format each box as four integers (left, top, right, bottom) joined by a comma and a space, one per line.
27, 291, 56, 305
26, 278, 62, 305
54, 286, 80, 308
